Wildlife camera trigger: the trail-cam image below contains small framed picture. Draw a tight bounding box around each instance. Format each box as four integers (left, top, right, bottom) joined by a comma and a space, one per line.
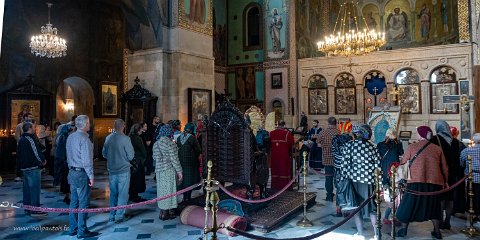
271, 73, 282, 89
399, 131, 412, 140
99, 82, 119, 117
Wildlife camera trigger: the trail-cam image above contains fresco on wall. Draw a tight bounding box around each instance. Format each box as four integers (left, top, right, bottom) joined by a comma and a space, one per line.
361, 4, 380, 32
296, 0, 459, 59
265, 0, 288, 59
179, 0, 213, 35
213, 0, 226, 66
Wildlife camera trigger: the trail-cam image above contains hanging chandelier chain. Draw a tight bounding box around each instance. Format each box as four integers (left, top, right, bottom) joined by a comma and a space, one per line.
47, 2, 52, 24
317, 0, 385, 57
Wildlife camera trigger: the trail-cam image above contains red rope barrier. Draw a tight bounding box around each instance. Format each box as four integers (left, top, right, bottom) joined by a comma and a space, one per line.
226, 194, 376, 240
217, 172, 300, 204
19, 182, 202, 213
404, 176, 467, 196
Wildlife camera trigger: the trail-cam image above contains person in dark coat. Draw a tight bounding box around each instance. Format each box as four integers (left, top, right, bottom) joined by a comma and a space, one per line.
54, 124, 72, 204
430, 120, 466, 230
177, 122, 202, 201
129, 123, 147, 202
307, 120, 323, 169
377, 128, 403, 225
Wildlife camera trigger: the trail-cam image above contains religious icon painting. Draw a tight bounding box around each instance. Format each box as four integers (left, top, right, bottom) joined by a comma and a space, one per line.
178, 0, 213, 35
367, 108, 401, 145
10, 99, 40, 128
430, 66, 458, 114
397, 85, 420, 113
188, 88, 212, 123
308, 74, 328, 115
100, 82, 118, 117
335, 73, 356, 114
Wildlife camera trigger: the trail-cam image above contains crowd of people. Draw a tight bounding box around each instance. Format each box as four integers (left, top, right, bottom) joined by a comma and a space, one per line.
295, 117, 480, 240
15, 114, 203, 238
12, 110, 480, 240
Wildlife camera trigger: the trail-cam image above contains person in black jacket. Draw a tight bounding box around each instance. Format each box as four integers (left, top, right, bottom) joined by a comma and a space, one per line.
16, 121, 47, 216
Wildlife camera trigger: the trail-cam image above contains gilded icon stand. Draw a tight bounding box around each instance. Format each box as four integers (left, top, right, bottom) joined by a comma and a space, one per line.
461, 155, 480, 238
297, 151, 313, 227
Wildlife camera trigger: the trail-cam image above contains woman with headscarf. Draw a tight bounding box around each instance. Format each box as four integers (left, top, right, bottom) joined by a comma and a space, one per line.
377, 128, 404, 225
430, 120, 466, 229
153, 124, 183, 220
177, 122, 201, 202
54, 124, 71, 204
341, 124, 380, 239
396, 126, 448, 239
128, 123, 147, 203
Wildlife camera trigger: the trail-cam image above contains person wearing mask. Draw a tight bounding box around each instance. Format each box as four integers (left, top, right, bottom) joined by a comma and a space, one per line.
153, 124, 183, 220
66, 115, 98, 238
128, 123, 147, 203
396, 126, 448, 239
377, 128, 404, 225
103, 119, 135, 223
17, 121, 47, 217
177, 122, 201, 201
460, 133, 480, 222
317, 117, 340, 201
430, 120, 466, 229
341, 124, 380, 239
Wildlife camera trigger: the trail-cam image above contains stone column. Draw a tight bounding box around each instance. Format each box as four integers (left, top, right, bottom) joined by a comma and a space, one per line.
356, 84, 365, 121
379, 15, 384, 32
410, 10, 416, 42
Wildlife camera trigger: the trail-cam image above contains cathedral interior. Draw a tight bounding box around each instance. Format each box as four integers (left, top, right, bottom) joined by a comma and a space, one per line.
0, 0, 479, 239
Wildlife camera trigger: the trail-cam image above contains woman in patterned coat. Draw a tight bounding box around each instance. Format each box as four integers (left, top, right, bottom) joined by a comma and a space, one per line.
341, 124, 380, 239
177, 122, 201, 201
153, 124, 183, 220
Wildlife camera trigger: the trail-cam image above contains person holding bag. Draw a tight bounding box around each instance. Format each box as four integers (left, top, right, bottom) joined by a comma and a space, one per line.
341, 124, 380, 239
396, 126, 449, 239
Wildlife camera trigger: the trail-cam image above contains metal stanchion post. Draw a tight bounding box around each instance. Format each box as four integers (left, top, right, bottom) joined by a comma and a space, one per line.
202, 161, 213, 240
207, 191, 220, 240
390, 165, 397, 240
461, 155, 480, 238
297, 151, 313, 227
375, 168, 382, 240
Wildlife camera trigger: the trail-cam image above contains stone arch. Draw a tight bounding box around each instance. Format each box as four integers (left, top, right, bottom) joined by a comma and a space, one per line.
56, 76, 95, 122
270, 98, 285, 122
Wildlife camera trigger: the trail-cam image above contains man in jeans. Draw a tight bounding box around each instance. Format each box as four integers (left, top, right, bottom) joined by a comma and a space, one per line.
14, 113, 34, 182
102, 119, 135, 223
317, 116, 341, 202
66, 115, 98, 239
17, 121, 47, 216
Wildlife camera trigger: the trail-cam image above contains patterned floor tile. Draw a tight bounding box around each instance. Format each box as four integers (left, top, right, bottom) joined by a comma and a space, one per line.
136, 233, 151, 239
187, 230, 201, 235
114, 227, 129, 232
141, 219, 154, 223
163, 224, 177, 229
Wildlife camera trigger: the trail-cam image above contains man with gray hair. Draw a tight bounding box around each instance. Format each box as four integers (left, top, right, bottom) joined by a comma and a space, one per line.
460, 133, 480, 219
66, 115, 98, 238
102, 119, 135, 223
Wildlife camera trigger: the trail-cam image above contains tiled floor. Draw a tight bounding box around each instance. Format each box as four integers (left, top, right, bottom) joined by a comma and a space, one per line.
0, 161, 476, 240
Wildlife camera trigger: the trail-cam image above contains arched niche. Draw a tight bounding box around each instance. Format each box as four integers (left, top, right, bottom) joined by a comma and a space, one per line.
56, 77, 95, 122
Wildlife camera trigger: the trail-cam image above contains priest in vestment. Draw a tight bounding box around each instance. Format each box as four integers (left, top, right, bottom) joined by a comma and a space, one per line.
269, 121, 295, 190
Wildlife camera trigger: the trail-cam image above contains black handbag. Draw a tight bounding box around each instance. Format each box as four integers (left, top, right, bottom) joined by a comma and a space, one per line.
130, 158, 139, 173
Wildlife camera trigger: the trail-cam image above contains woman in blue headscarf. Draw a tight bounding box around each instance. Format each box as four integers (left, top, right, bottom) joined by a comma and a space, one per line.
152, 124, 183, 220
177, 122, 201, 202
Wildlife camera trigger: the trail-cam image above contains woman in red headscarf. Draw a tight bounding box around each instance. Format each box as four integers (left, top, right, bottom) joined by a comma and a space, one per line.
396, 126, 449, 239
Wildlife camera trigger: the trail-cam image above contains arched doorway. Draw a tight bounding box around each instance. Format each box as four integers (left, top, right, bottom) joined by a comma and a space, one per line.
56, 77, 95, 122
272, 99, 283, 122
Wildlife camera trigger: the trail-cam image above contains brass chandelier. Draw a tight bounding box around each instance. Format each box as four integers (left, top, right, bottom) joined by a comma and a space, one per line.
317, 1, 385, 57
29, 3, 67, 58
